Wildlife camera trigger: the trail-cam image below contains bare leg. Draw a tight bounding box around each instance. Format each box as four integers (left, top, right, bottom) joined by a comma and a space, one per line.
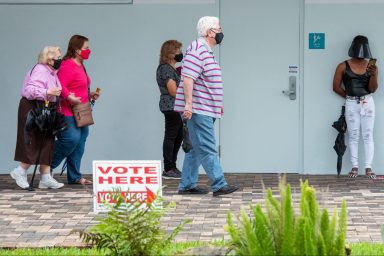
20, 162, 31, 171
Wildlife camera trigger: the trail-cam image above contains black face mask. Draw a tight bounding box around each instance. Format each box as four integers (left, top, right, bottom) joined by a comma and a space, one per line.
175, 53, 183, 62
52, 59, 62, 70
214, 32, 224, 45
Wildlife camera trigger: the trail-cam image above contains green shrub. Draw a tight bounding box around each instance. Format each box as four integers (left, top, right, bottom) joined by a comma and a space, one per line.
73, 189, 191, 256
226, 178, 347, 256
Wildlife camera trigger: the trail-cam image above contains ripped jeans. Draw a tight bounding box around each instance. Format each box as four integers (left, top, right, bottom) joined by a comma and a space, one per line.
345, 96, 375, 169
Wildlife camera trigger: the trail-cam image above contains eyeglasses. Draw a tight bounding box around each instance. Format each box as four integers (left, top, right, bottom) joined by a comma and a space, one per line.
210, 28, 222, 33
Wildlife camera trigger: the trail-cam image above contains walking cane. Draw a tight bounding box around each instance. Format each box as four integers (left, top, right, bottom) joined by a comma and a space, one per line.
60, 159, 67, 176
28, 130, 47, 191
28, 100, 50, 191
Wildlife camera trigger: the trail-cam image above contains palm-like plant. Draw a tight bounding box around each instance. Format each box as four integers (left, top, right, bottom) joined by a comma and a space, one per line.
226, 178, 347, 256
74, 189, 190, 256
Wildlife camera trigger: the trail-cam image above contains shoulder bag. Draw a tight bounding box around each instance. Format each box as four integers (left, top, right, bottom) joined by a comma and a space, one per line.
72, 65, 94, 127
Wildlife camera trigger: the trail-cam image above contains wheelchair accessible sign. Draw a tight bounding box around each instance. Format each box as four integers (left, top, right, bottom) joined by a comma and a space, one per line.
309, 33, 325, 49
93, 160, 162, 212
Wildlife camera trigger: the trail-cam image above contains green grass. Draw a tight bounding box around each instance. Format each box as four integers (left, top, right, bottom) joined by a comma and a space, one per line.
0, 240, 226, 256
162, 239, 226, 255
350, 242, 384, 256
162, 241, 206, 255
0, 241, 382, 256
0, 247, 104, 256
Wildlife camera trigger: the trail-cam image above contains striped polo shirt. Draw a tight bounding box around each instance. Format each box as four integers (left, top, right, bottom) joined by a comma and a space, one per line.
174, 37, 223, 118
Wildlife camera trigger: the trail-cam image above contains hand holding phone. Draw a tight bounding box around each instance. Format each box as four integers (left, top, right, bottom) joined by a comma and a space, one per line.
367, 58, 378, 76
368, 58, 377, 67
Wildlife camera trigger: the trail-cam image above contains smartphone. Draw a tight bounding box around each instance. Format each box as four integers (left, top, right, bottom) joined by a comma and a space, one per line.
368, 58, 377, 67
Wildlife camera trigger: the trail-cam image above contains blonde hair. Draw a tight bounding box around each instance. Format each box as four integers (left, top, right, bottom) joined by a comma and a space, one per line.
38, 46, 61, 64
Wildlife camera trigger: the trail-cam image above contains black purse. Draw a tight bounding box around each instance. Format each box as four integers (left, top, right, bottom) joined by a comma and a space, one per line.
25, 97, 67, 141
24, 65, 67, 143
182, 119, 193, 153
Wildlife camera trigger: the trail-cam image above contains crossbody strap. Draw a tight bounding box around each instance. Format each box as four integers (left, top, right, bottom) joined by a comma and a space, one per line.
81, 64, 91, 102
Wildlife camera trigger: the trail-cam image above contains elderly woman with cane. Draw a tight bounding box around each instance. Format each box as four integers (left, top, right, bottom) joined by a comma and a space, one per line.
11, 46, 65, 189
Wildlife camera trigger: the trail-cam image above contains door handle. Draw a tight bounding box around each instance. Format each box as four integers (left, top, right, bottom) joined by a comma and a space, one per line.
282, 76, 296, 100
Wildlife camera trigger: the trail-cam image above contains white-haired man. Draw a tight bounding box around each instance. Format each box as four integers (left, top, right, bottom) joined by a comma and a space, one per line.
174, 16, 238, 196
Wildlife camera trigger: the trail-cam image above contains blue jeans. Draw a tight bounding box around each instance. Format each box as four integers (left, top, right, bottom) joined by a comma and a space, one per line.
179, 113, 227, 192
51, 116, 89, 183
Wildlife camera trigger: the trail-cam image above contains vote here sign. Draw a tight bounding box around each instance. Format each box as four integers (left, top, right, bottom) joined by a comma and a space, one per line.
93, 160, 162, 212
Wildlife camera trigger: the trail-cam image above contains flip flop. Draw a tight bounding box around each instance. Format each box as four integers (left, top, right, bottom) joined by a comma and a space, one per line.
79, 178, 93, 185
348, 168, 358, 178
365, 168, 376, 179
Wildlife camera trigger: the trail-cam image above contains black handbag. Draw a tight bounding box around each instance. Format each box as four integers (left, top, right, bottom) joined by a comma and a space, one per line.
25, 97, 67, 143
182, 119, 193, 153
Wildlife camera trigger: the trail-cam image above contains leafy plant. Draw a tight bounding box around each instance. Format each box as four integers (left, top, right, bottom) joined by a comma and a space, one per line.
73, 189, 191, 256
226, 178, 347, 256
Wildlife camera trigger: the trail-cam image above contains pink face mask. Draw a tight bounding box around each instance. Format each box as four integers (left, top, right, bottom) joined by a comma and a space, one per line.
79, 49, 91, 60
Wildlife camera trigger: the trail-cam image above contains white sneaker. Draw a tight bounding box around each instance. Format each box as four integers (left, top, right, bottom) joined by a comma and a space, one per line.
10, 169, 29, 189
38, 176, 64, 189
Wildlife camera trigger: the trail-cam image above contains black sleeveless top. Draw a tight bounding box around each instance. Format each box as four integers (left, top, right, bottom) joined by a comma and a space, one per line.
342, 61, 370, 97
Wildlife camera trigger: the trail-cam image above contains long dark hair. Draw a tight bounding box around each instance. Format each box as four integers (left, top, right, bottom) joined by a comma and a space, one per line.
63, 35, 89, 60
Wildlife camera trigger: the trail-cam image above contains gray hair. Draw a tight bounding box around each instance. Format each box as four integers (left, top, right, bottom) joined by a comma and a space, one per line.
196, 16, 220, 37
38, 46, 61, 64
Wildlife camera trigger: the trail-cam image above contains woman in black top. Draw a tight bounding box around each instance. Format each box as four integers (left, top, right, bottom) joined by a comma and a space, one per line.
156, 40, 184, 179
333, 35, 378, 179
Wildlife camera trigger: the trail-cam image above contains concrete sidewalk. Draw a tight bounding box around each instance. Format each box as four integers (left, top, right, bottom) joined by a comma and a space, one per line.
1, 173, 383, 248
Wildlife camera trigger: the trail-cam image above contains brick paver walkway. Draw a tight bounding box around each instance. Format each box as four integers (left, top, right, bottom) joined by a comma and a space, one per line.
0, 173, 383, 248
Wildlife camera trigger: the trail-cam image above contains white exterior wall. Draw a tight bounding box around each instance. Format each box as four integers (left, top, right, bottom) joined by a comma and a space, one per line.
1, 0, 384, 175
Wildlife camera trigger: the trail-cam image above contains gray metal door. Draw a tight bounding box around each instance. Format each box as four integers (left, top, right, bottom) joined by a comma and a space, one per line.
220, 0, 302, 173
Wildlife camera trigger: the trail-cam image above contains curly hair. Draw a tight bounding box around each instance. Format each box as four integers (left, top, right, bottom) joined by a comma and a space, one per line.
159, 40, 182, 65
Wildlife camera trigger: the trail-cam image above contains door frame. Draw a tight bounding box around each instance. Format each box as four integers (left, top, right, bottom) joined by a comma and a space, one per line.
298, 0, 305, 174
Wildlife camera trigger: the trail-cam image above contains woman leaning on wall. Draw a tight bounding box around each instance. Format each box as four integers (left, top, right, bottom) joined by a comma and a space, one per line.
333, 35, 378, 179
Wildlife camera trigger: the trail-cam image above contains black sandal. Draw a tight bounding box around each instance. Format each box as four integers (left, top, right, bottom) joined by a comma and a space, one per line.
365, 168, 376, 179
348, 168, 358, 178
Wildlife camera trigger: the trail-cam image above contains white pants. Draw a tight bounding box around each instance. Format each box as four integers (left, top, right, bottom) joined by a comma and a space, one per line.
345, 96, 375, 169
